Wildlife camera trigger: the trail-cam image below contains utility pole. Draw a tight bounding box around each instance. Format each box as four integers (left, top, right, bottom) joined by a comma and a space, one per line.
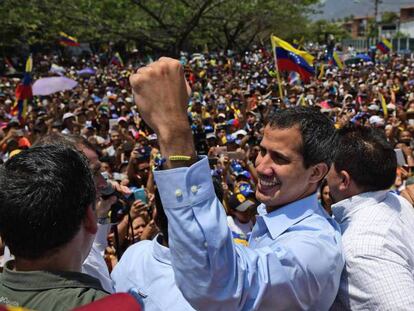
374, 0, 382, 40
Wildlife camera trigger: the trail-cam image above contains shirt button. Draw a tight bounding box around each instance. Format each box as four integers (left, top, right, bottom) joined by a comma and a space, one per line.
204, 242, 208, 247
191, 185, 198, 194
175, 189, 183, 197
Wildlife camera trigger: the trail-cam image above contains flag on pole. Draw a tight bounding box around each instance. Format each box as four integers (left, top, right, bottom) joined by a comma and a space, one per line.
110, 52, 124, 67
271, 35, 314, 82
59, 32, 80, 47
11, 55, 33, 121
376, 37, 392, 54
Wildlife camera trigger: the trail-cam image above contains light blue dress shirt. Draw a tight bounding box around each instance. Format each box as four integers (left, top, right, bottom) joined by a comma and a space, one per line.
153, 157, 344, 311
111, 235, 195, 311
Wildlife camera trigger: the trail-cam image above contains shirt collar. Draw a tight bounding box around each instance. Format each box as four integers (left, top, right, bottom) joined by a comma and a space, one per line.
258, 193, 319, 240
331, 190, 388, 223
152, 234, 171, 265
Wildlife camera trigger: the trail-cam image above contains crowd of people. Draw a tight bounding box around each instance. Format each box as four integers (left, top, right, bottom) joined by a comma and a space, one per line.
0, 43, 413, 310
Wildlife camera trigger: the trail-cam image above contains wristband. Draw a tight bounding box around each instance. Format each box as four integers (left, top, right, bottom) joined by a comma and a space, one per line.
169, 155, 193, 161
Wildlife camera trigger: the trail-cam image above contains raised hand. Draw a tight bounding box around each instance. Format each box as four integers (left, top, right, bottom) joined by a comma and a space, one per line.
130, 57, 196, 168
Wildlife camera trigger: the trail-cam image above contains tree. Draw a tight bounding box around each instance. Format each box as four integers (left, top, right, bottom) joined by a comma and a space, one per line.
381, 11, 398, 24
305, 20, 351, 44
0, 0, 322, 56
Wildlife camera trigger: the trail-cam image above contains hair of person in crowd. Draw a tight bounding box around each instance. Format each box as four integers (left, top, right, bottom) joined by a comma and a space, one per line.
34, 132, 101, 157
0, 144, 96, 259
267, 106, 336, 169
319, 179, 333, 215
332, 124, 397, 192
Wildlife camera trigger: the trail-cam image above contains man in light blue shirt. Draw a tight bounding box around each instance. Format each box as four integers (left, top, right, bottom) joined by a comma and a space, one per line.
129, 57, 344, 310
112, 191, 195, 311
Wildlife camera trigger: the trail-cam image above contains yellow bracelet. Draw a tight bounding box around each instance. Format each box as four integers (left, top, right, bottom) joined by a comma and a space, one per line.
169, 155, 193, 161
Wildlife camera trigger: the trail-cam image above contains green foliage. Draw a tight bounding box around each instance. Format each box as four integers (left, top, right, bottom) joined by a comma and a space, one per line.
305, 19, 350, 43
381, 11, 398, 24
0, 0, 321, 55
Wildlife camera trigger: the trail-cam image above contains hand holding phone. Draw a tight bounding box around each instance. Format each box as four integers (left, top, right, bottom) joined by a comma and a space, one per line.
133, 188, 147, 204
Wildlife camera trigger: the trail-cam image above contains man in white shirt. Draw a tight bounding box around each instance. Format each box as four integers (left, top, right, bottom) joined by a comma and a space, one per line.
327, 125, 414, 310
112, 190, 195, 311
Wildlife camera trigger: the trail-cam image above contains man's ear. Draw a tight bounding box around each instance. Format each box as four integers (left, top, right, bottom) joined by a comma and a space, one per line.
84, 205, 98, 235
309, 163, 329, 184
338, 170, 352, 191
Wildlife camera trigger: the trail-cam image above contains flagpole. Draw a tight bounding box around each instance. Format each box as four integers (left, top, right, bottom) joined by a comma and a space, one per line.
271, 35, 284, 100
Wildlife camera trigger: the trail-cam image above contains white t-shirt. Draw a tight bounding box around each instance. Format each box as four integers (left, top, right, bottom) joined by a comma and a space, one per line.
227, 216, 253, 245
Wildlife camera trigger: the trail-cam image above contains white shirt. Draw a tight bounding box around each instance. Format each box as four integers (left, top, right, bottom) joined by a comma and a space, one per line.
226, 216, 253, 242
111, 235, 195, 311
331, 190, 414, 310
82, 223, 113, 293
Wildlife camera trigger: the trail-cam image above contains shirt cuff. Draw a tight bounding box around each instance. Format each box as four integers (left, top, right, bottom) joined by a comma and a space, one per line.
154, 157, 215, 208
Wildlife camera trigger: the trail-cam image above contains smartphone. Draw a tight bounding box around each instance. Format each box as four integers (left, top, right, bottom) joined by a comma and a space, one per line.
109, 118, 118, 130
395, 149, 407, 167
133, 188, 147, 204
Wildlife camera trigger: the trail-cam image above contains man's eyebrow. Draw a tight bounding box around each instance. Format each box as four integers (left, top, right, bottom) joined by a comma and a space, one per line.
260, 144, 289, 160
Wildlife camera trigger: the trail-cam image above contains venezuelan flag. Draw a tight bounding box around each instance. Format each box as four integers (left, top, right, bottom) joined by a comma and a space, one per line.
11, 56, 32, 121
376, 38, 392, 54
271, 35, 314, 82
110, 52, 124, 67
59, 32, 80, 47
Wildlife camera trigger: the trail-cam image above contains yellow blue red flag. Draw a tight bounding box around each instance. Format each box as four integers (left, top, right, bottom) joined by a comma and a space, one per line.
376, 37, 392, 54
59, 32, 80, 47
11, 55, 33, 121
271, 35, 314, 82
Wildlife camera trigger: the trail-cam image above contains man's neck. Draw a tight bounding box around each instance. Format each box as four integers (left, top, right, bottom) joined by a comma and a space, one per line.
13, 238, 85, 273
14, 253, 82, 273
266, 189, 317, 214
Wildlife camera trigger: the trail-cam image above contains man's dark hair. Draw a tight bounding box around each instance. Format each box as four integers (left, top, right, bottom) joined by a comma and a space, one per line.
268, 106, 336, 168
0, 145, 96, 259
333, 125, 396, 192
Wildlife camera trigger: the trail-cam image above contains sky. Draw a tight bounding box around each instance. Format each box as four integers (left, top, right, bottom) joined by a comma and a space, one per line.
312, 0, 414, 21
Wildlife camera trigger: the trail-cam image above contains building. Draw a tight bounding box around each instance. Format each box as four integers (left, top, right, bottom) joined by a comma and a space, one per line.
400, 5, 414, 38
344, 16, 374, 39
